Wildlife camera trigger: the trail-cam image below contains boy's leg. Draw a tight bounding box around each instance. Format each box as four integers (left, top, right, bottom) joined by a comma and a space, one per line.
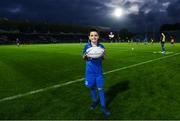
91, 87, 97, 102
96, 75, 105, 106
85, 75, 98, 110
98, 88, 105, 107
96, 75, 105, 107
96, 75, 111, 116
90, 87, 98, 110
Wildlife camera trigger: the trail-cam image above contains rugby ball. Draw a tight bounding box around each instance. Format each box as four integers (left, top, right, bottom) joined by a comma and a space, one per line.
86, 47, 104, 58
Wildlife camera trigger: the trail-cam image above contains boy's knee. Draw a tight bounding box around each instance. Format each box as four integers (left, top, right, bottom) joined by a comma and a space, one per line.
98, 88, 104, 91
85, 81, 93, 88
85, 82, 95, 89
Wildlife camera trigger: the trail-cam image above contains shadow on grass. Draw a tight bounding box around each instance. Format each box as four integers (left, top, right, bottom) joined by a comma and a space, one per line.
106, 80, 129, 108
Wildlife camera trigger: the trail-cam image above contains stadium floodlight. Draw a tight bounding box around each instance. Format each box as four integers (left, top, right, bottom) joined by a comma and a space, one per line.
113, 8, 124, 18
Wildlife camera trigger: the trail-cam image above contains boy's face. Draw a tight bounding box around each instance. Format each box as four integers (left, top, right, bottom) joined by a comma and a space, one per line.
89, 31, 99, 43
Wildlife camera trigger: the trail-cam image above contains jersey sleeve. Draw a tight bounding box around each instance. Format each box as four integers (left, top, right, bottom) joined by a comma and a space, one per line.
83, 44, 88, 55
99, 44, 105, 49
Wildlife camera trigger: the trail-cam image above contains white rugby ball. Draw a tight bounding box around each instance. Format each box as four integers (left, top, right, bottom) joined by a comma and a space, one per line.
86, 47, 104, 58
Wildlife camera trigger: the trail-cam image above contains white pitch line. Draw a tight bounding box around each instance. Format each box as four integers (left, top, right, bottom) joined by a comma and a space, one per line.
104, 52, 180, 74
0, 53, 179, 103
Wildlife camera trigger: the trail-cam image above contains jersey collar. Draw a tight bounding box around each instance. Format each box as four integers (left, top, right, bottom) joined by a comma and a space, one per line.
88, 41, 100, 47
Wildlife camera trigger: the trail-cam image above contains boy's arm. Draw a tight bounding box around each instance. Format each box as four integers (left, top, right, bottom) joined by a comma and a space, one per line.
83, 45, 87, 60
102, 50, 105, 60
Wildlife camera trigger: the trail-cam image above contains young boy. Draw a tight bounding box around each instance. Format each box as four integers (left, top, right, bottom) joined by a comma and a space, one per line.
83, 29, 111, 116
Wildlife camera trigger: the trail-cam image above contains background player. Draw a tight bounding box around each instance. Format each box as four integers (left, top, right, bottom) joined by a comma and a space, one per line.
170, 35, 175, 47
160, 32, 166, 53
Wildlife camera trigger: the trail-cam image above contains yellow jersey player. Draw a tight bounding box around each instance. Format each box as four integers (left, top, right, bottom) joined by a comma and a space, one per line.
160, 32, 166, 53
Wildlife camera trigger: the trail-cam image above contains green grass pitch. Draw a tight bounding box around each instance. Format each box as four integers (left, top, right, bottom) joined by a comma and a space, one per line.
0, 43, 180, 120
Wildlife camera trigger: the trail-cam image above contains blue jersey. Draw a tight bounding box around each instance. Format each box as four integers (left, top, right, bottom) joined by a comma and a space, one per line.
83, 42, 108, 111
83, 42, 105, 75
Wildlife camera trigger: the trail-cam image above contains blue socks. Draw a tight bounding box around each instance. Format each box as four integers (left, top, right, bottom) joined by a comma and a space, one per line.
91, 88, 97, 102
98, 89, 105, 107
90, 87, 110, 115
90, 87, 105, 107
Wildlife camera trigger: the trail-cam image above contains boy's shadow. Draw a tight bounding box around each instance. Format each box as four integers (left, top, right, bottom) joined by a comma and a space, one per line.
105, 80, 129, 108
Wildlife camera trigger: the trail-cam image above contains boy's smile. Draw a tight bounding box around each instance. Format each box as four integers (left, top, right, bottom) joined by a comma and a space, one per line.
89, 31, 99, 44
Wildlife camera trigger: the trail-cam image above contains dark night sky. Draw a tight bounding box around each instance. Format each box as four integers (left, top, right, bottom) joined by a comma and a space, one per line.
0, 0, 180, 32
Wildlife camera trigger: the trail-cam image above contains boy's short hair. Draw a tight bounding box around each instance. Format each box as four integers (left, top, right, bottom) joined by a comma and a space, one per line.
89, 29, 99, 36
